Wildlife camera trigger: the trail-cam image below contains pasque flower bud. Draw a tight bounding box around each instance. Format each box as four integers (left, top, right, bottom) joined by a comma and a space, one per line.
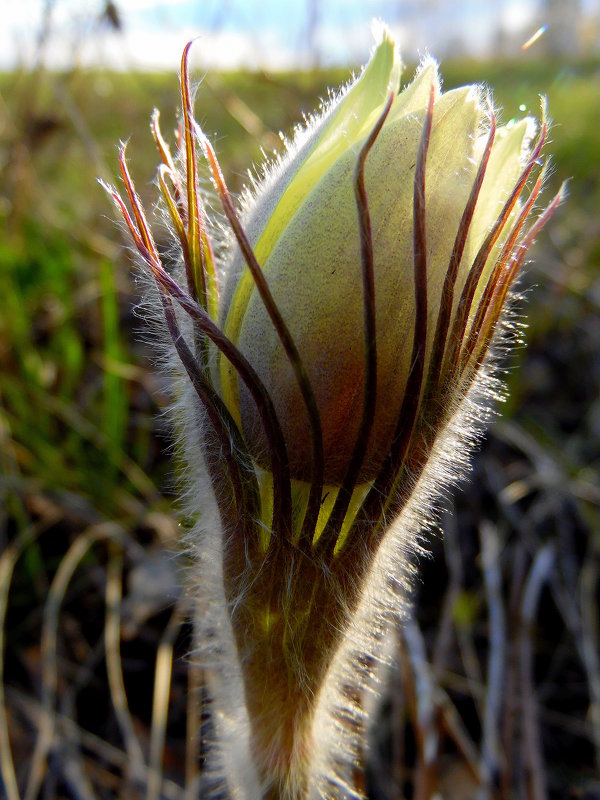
105, 26, 563, 800
221, 34, 536, 485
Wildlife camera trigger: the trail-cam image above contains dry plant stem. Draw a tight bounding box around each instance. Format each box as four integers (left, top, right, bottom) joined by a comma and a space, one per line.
147, 603, 185, 800
54, 632, 104, 800
25, 525, 125, 800
501, 541, 529, 799
8, 688, 185, 800
402, 616, 439, 800
430, 512, 483, 786
54, 737, 97, 800
534, 491, 600, 775
479, 522, 506, 792
437, 690, 480, 784
0, 519, 59, 800
520, 545, 555, 800
105, 541, 146, 789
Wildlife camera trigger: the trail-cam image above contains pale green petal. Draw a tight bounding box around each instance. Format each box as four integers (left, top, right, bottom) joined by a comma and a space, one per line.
389, 58, 441, 122
460, 117, 534, 311
420, 86, 484, 346
365, 85, 483, 411
249, 30, 401, 273
234, 86, 484, 483
221, 31, 401, 419
467, 118, 532, 251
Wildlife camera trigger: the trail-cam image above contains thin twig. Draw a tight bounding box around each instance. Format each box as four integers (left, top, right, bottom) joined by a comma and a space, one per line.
24, 524, 125, 800
501, 540, 528, 800
402, 614, 439, 800
520, 544, 555, 800
7, 687, 184, 799
105, 541, 146, 790
0, 518, 59, 800
146, 602, 186, 800
479, 522, 507, 795
437, 689, 481, 784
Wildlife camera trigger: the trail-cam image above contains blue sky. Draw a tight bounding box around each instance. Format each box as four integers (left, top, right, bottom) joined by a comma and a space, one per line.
1, 0, 597, 70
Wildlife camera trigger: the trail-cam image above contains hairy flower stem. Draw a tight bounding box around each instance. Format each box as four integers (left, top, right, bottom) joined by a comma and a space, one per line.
225, 431, 446, 798
224, 540, 377, 797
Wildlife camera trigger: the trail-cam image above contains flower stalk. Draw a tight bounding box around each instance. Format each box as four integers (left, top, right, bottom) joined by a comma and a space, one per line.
104, 28, 563, 799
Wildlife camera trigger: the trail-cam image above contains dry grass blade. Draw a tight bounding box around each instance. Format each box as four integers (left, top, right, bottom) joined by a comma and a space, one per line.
52, 731, 97, 800
520, 544, 555, 800
23, 524, 124, 800
437, 690, 480, 784
0, 519, 60, 800
402, 615, 439, 800
7, 688, 184, 800
479, 522, 506, 793
105, 540, 146, 786
146, 602, 186, 800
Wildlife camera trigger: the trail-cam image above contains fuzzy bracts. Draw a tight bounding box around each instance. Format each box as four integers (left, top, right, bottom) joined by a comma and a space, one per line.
104, 27, 563, 800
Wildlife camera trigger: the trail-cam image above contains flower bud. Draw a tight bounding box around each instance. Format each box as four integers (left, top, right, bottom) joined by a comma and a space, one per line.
106, 26, 563, 798
220, 32, 537, 485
